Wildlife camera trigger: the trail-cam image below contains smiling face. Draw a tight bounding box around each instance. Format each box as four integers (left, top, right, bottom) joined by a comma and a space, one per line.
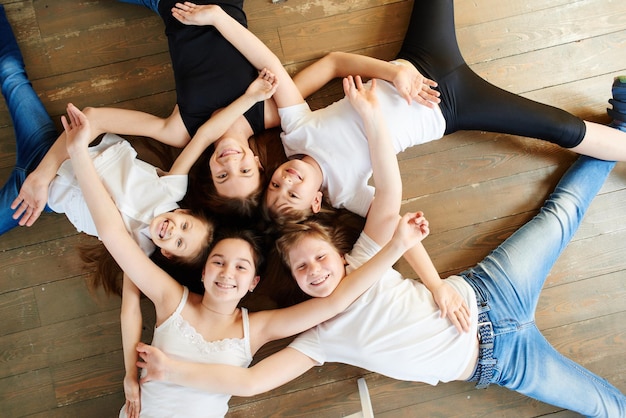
287, 235, 346, 298
265, 159, 324, 217
149, 209, 209, 260
202, 238, 260, 301
209, 137, 263, 198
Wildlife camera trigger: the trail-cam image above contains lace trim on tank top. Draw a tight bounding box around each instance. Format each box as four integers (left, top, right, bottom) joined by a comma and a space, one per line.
171, 314, 247, 355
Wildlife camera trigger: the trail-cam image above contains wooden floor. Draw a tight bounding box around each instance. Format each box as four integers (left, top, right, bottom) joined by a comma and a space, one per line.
1, 0, 625, 416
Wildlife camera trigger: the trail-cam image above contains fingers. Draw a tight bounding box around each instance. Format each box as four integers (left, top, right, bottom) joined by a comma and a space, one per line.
11, 199, 42, 226
447, 303, 471, 333
61, 115, 71, 132
125, 400, 140, 418
406, 77, 440, 108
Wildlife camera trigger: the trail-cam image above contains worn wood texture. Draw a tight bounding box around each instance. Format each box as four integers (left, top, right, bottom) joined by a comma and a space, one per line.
0, 0, 624, 416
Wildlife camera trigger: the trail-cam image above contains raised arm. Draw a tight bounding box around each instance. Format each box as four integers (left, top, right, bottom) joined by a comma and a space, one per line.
62, 103, 181, 316
294, 51, 440, 107
168, 69, 277, 175
171, 2, 303, 109
342, 76, 468, 331
343, 76, 402, 246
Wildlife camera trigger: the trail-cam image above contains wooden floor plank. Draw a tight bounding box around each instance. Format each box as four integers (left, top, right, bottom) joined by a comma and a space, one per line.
0, 0, 624, 416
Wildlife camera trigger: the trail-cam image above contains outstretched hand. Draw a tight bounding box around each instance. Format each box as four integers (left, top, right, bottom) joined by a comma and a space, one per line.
123, 373, 141, 418
392, 64, 440, 107
136, 342, 171, 384
343, 75, 379, 119
246, 68, 279, 102
172, 2, 219, 26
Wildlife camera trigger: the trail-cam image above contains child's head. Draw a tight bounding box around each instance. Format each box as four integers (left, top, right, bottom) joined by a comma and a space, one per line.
190, 141, 266, 219
202, 228, 265, 299
265, 159, 324, 223
275, 220, 348, 298
149, 208, 214, 270
209, 137, 264, 200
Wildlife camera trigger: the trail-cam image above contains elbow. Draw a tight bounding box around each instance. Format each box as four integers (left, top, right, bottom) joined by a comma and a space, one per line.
236, 383, 263, 398
234, 371, 272, 397
82, 107, 104, 135
323, 51, 343, 78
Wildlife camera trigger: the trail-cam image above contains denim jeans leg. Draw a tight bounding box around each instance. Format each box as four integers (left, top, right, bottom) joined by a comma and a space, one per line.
463, 156, 624, 415
494, 325, 626, 417
469, 156, 615, 325
0, 5, 57, 235
117, 0, 160, 14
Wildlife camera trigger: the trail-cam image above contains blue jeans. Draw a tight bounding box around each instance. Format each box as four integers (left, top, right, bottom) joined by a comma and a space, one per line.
117, 0, 160, 14
0, 5, 57, 235
462, 156, 625, 417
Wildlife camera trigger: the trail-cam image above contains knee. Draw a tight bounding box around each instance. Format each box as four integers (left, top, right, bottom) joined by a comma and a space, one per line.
0, 58, 26, 90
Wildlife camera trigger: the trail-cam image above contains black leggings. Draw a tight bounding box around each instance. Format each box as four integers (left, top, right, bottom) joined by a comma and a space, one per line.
396, 0, 585, 148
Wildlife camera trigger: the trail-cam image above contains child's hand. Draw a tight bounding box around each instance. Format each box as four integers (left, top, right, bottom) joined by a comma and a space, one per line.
392, 65, 440, 107
123, 373, 141, 418
343, 75, 379, 119
11, 171, 51, 227
246, 68, 279, 102
61, 103, 92, 156
136, 342, 171, 384
394, 211, 430, 250
172, 2, 221, 26
430, 281, 471, 333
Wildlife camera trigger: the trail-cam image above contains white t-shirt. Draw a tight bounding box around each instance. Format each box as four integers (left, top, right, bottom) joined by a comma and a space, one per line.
48, 133, 187, 255
288, 232, 478, 385
279, 79, 445, 217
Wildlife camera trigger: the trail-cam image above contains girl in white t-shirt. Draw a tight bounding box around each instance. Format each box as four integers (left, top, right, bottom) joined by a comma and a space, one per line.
61, 79, 433, 417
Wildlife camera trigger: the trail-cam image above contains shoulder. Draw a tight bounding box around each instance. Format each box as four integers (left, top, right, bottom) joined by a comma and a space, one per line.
345, 232, 380, 270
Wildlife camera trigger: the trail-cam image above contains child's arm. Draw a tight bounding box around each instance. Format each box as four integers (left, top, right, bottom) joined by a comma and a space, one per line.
249, 211, 430, 347
137, 343, 316, 396
11, 105, 188, 227
168, 69, 277, 176
62, 103, 181, 316
403, 244, 470, 333
121, 275, 143, 418
82, 105, 190, 148
293, 51, 440, 107
343, 76, 403, 247
136, 212, 432, 394
171, 2, 304, 110
11, 135, 69, 226
343, 76, 469, 332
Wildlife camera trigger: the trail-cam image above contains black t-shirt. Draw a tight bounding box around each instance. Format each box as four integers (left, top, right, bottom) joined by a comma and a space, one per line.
158, 0, 264, 136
